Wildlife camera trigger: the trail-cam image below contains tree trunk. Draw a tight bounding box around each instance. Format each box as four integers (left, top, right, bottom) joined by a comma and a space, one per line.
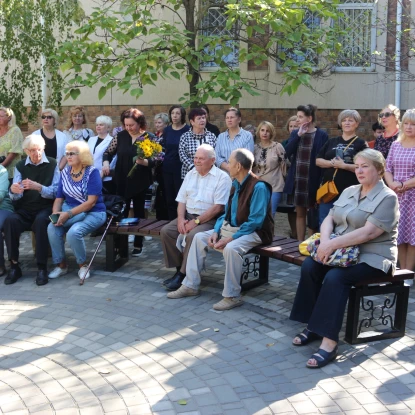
183, 0, 200, 106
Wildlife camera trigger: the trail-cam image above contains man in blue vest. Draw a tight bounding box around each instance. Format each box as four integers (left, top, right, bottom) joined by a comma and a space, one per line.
4, 135, 60, 286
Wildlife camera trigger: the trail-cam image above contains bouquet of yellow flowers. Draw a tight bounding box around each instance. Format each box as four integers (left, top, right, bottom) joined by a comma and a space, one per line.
128, 133, 164, 177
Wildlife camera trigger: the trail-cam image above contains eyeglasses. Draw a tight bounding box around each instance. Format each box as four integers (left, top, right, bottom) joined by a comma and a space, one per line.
41, 115, 54, 120
72, 114, 84, 119
65, 152, 79, 157
379, 112, 393, 119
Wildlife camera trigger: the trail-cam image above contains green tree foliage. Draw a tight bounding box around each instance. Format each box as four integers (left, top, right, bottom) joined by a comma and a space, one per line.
0, 0, 81, 123
56, 0, 343, 106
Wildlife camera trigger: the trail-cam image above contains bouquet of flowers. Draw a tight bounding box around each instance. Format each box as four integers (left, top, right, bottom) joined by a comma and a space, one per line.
128, 133, 164, 177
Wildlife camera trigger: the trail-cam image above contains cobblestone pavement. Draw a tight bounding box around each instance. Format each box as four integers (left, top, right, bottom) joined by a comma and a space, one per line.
0, 232, 415, 415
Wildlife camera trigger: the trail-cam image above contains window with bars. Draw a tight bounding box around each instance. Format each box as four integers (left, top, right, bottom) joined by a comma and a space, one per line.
276, 10, 321, 70
200, 5, 239, 69
334, 0, 376, 71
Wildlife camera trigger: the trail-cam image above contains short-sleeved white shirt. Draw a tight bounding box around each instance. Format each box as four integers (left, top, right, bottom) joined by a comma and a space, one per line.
176, 165, 232, 215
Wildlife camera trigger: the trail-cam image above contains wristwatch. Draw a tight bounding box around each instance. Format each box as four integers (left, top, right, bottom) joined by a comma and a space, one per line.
194, 217, 201, 225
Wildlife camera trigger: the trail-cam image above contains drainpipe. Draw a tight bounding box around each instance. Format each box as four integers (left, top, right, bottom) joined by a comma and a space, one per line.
395, 0, 402, 109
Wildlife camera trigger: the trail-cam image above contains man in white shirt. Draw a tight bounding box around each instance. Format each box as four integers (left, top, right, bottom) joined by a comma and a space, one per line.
160, 144, 232, 291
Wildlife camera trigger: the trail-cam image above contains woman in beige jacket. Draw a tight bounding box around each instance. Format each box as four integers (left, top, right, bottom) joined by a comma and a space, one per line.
253, 121, 286, 217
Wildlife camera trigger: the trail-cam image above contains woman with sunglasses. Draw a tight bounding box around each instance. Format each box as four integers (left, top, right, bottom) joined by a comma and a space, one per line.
374, 104, 400, 160
32, 108, 68, 170
47, 141, 106, 281
0, 107, 24, 182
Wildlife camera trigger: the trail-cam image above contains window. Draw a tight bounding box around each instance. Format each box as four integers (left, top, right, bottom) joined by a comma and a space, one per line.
334, 0, 376, 71
276, 10, 321, 70
200, 3, 239, 69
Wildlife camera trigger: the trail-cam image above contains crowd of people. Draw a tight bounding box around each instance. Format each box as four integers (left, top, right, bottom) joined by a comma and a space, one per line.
0, 101, 414, 369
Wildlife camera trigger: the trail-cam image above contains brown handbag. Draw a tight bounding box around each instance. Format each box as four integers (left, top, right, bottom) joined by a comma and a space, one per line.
316, 136, 359, 204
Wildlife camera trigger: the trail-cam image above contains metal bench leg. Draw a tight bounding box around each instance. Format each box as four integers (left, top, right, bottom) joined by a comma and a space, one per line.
394, 285, 410, 337
345, 283, 409, 345
105, 234, 128, 272
241, 255, 269, 291
345, 287, 361, 344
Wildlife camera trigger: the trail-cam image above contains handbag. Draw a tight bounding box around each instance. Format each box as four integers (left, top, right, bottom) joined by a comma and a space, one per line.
307, 233, 360, 267
299, 233, 320, 256
316, 136, 359, 204
215, 221, 240, 252
316, 178, 339, 204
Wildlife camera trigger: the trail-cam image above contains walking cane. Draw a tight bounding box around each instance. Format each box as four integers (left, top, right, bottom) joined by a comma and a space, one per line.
79, 199, 125, 286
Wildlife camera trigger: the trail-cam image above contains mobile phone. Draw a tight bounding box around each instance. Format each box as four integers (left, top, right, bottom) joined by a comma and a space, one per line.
335, 148, 344, 159
49, 213, 60, 224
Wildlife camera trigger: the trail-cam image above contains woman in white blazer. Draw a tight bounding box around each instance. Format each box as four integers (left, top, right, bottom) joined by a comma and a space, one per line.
32, 108, 68, 170
88, 115, 115, 193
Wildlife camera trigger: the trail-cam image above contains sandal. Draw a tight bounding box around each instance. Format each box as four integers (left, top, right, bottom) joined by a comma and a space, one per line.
306, 346, 338, 369
292, 328, 322, 346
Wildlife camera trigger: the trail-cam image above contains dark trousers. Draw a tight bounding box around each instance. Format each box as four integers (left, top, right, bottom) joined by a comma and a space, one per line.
4, 207, 52, 267
126, 190, 146, 248
163, 169, 183, 220
290, 257, 388, 342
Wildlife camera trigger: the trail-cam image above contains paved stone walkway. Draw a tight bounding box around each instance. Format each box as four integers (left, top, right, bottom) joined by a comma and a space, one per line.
0, 233, 415, 415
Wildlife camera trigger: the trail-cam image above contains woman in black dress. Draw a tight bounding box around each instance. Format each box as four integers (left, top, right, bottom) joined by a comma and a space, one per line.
103, 108, 157, 256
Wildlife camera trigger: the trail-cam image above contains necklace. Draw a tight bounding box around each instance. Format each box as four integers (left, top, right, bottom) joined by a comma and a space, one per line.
71, 167, 84, 178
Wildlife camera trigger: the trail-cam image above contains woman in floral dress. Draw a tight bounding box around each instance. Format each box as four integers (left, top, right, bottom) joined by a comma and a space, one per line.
385, 109, 415, 283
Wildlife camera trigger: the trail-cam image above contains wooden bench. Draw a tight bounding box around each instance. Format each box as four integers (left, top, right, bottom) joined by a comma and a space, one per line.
104, 218, 170, 272
104, 223, 414, 345
244, 235, 414, 345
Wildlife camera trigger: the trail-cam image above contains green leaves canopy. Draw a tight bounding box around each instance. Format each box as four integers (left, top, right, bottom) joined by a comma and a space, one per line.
0, 0, 81, 122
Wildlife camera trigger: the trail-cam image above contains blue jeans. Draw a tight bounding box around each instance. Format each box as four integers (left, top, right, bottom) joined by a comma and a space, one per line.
271, 192, 283, 217
319, 201, 334, 227
47, 203, 106, 265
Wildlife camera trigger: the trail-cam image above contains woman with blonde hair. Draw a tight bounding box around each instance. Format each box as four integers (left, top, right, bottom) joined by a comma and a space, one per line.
32, 108, 68, 170
374, 104, 400, 159
64, 106, 94, 142
47, 140, 106, 281
291, 149, 399, 367
252, 121, 286, 216
0, 107, 24, 180
385, 109, 415, 283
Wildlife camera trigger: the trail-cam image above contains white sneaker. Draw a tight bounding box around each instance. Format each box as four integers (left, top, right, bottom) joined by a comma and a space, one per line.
144, 236, 153, 241
48, 267, 68, 279
78, 265, 90, 280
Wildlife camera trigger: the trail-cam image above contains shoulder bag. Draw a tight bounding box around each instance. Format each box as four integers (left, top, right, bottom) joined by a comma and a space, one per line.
316, 136, 359, 204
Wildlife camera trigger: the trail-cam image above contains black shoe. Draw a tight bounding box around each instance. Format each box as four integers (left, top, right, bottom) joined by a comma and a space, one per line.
162, 270, 181, 286
164, 272, 185, 291
5, 265, 22, 285
131, 248, 143, 257
36, 269, 49, 286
